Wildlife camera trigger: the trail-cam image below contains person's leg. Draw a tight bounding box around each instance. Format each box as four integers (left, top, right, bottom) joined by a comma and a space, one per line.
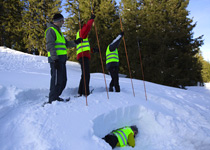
103, 134, 118, 149
58, 62, 67, 97
78, 58, 84, 95
113, 66, 120, 92
108, 67, 115, 92
83, 57, 90, 95
49, 63, 59, 103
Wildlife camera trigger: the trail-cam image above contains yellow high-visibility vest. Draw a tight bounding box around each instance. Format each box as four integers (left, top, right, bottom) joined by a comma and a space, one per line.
112, 127, 133, 147
76, 31, 90, 55
45, 27, 67, 57
106, 45, 119, 64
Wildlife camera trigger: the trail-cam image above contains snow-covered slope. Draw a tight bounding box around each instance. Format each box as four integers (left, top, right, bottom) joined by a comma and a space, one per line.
0, 46, 210, 150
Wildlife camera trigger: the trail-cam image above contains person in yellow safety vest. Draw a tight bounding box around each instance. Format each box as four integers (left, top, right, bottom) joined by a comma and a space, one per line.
75, 13, 99, 97
45, 13, 83, 104
106, 32, 124, 92
103, 125, 138, 149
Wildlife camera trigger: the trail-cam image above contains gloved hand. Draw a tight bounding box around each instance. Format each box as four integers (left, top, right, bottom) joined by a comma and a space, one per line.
90, 14, 95, 20
93, 48, 99, 53
54, 59, 59, 69
74, 38, 83, 44
120, 31, 124, 37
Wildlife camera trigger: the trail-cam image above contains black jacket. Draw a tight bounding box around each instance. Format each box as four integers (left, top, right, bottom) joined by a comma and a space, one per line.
106, 33, 123, 69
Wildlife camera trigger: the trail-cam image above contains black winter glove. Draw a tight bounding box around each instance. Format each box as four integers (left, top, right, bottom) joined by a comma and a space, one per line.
120, 31, 124, 37
90, 14, 96, 20
54, 59, 59, 69
74, 38, 83, 44
93, 48, 99, 53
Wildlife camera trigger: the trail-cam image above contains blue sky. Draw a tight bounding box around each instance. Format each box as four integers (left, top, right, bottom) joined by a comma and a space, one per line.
188, 0, 210, 61
62, 0, 210, 61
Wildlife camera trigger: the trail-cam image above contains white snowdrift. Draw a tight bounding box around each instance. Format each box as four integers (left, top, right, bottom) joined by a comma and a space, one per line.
0, 46, 210, 150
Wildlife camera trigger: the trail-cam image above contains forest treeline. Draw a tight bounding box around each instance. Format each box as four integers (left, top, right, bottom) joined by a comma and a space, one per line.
1, 0, 210, 88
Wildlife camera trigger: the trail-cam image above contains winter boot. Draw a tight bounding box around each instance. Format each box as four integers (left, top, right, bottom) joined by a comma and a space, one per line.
109, 86, 114, 92
115, 85, 120, 92
57, 97, 64, 102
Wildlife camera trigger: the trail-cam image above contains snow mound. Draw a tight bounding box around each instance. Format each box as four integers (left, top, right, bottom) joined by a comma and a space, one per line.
0, 47, 210, 150
0, 46, 48, 71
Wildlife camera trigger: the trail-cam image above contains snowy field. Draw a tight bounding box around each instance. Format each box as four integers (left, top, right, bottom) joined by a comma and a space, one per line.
0, 46, 210, 150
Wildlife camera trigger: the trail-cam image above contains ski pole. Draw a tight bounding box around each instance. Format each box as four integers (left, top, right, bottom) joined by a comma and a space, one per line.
78, 3, 88, 106
137, 39, 147, 101
119, 8, 135, 97
91, 1, 109, 99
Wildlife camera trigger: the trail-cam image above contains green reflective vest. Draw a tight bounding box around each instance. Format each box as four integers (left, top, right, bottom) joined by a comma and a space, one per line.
112, 127, 134, 147
76, 31, 90, 55
106, 45, 119, 64
45, 27, 67, 57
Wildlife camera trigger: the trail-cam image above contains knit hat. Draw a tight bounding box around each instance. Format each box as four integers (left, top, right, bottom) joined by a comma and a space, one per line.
130, 125, 138, 134
53, 13, 64, 22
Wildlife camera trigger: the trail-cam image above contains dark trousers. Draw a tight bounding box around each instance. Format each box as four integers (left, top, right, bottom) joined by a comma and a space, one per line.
108, 66, 120, 92
103, 134, 118, 149
78, 57, 90, 95
49, 62, 67, 102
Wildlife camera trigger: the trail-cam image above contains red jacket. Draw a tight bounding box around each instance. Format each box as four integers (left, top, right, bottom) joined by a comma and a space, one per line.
77, 19, 94, 60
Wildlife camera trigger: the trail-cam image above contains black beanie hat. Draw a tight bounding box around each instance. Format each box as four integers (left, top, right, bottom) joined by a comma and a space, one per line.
130, 125, 138, 134
53, 13, 64, 22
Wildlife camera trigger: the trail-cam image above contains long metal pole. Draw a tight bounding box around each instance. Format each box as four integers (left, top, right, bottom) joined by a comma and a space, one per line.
91, 1, 109, 99
78, 3, 88, 106
137, 40, 147, 100
93, 19, 109, 99
119, 16, 135, 97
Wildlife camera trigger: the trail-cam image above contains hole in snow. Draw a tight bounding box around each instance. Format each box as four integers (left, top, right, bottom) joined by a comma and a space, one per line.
92, 104, 210, 150
92, 105, 144, 138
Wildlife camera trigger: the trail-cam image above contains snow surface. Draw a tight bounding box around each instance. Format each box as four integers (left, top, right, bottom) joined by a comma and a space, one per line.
0, 46, 210, 150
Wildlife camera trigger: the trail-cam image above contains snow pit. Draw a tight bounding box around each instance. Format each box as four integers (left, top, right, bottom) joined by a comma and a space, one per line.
92, 105, 145, 138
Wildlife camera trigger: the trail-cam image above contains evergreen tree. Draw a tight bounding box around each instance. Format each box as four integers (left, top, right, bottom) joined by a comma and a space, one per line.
90, 0, 119, 72
22, 0, 61, 55
0, 0, 25, 51
199, 56, 210, 83
119, 0, 141, 78
63, 0, 86, 61
203, 60, 210, 83
137, 0, 203, 88
0, 0, 5, 46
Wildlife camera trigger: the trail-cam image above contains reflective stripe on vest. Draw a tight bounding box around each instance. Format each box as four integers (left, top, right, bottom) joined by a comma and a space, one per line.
106, 45, 119, 64
76, 31, 90, 55
45, 27, 67, 57
112, 127, 134, 147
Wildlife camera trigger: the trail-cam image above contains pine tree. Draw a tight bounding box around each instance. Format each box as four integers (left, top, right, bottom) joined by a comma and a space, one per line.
0, 0, 5, 46
137, 0, 203, 88
22, 0, 61, 55
0, 0, 25, 51
119, 0, 142, 78
63, 0, 85, 61
90, 0, 119, 72
200, 56, 210, 83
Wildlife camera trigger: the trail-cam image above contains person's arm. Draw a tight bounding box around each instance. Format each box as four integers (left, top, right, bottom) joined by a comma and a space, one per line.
65, 37, 83, 48
80, 15, 95, 39
127, 133, 135, 147
65, 38, 76, 48
109, 32, 124, 51
46, 28, 58, 61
